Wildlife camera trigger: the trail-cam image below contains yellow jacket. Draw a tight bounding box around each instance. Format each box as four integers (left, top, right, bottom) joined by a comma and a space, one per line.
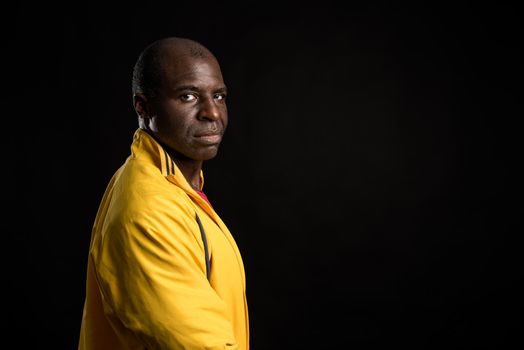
78, 129, 249, 349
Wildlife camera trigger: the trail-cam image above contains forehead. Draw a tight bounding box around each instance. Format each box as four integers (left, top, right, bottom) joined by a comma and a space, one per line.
161, 55, 224, 89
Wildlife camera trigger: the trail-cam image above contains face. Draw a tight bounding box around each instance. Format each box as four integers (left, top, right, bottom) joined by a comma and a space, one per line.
140, 54, 228, 162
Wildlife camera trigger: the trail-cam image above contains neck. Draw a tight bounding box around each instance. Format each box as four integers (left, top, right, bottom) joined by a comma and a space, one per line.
143, 130, 204, 191
171, 156, 203, 191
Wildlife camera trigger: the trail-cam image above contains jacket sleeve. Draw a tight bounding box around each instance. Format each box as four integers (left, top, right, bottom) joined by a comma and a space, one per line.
92, 191, 238, 349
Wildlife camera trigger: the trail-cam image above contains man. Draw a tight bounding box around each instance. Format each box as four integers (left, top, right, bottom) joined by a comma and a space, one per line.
78, 37, 249, 350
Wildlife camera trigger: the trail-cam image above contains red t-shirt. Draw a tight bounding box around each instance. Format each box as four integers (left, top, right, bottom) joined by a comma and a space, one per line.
196, 190, 212, 207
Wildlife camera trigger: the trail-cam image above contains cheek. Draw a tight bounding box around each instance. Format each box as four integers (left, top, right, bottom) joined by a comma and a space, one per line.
155, 112, 182, 132
162, 108, 195, 132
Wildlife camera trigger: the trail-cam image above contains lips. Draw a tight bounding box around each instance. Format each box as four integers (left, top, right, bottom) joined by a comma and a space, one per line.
194, 131, 222, 145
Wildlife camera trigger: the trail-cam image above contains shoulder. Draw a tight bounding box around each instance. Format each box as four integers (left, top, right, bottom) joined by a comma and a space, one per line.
108, 157, 195, 226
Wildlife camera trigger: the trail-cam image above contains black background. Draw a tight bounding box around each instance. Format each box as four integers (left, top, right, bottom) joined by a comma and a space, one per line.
3, 3, 522, 349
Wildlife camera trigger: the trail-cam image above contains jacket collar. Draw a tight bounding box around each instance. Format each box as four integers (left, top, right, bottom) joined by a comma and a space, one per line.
130, 128, 213, 213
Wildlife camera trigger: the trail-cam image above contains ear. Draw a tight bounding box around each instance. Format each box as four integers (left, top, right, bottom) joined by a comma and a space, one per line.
133, 93, 151, 119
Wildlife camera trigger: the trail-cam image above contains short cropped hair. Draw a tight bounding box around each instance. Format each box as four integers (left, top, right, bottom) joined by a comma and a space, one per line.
132, 37, 211, 98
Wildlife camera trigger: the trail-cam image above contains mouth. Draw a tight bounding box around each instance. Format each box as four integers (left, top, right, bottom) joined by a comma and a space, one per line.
194, 132, 222, 145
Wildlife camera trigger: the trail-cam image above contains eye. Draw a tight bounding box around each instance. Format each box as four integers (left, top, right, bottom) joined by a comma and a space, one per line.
180, 93, 197, 102
214, 93, 227, 101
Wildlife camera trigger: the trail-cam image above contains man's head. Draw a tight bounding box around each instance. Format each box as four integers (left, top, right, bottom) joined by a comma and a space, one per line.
132, 37, 228, 162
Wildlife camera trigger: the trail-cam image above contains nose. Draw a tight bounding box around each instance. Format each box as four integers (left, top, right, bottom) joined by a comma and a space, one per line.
197, 96, 221, 121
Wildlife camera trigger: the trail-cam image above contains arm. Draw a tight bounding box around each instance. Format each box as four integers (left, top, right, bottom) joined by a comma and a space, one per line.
93, 196, 238, 349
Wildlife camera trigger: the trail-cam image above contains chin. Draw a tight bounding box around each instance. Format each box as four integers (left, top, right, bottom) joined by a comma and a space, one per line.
196, 147, 219, 161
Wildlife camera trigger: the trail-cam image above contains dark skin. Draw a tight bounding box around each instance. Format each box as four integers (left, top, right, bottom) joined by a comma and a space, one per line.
133, 41, 228, 190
